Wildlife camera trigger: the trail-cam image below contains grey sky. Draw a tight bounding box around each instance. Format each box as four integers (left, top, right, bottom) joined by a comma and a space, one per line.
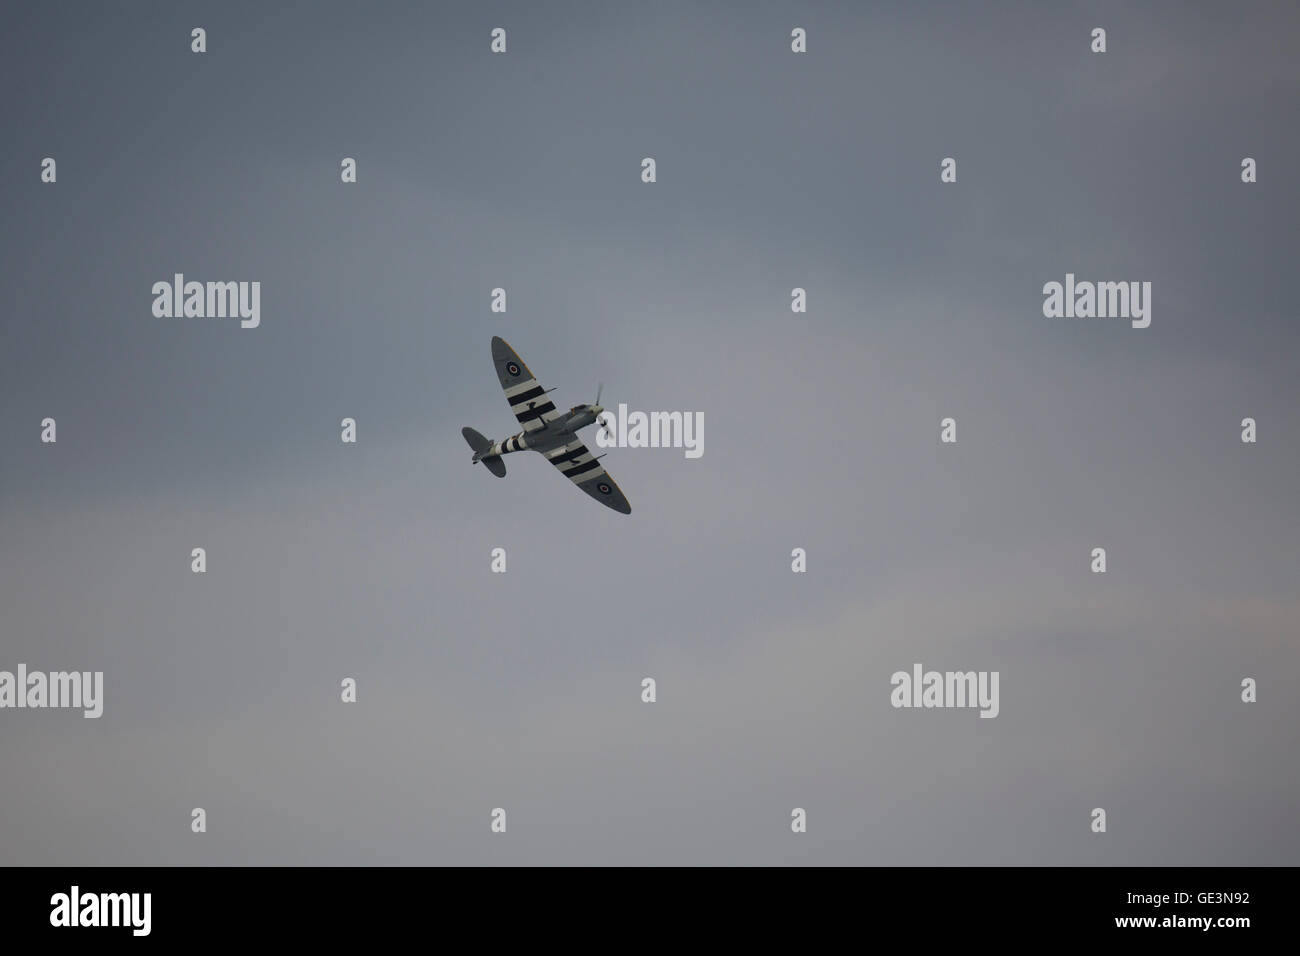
1, 1, 1296, 864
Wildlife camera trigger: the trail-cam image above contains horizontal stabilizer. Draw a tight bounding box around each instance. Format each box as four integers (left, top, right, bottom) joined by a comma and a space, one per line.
462, 426, 493, 455
481, 455, 506, 478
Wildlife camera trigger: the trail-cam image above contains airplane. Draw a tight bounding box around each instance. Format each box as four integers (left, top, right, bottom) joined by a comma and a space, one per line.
462, 336, 632, 515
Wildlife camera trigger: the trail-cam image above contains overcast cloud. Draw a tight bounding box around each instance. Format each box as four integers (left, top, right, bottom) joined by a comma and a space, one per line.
1, 1, 1296, 864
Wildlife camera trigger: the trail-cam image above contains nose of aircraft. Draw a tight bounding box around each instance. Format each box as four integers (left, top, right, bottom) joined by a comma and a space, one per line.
591, 404, 604, 417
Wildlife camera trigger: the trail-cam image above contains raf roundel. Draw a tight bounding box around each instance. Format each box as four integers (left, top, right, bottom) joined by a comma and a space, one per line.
597, 482, 612, 495
506, 362, 521, 377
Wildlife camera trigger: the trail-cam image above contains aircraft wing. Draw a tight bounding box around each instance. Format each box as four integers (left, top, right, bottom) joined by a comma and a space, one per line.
543, 438, 632, 514
492, 336, 564, 434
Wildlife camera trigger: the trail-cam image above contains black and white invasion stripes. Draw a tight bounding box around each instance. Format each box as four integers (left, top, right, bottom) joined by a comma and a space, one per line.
545, 439, 604, 485
489, 432, 529, 457
504, 378, 560, 432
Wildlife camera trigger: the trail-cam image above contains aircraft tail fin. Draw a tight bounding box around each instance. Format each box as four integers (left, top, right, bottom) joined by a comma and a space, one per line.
463, 427, 506, 477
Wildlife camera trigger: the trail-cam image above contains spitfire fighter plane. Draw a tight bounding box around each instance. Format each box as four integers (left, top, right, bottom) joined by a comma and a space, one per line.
462, 336, 632, 514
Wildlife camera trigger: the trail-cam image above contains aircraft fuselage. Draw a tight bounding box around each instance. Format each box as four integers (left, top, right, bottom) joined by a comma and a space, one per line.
474, 405, 604, 461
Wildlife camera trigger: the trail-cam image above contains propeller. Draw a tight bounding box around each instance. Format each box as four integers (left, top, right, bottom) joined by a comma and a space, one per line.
593, 382, 610, 436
